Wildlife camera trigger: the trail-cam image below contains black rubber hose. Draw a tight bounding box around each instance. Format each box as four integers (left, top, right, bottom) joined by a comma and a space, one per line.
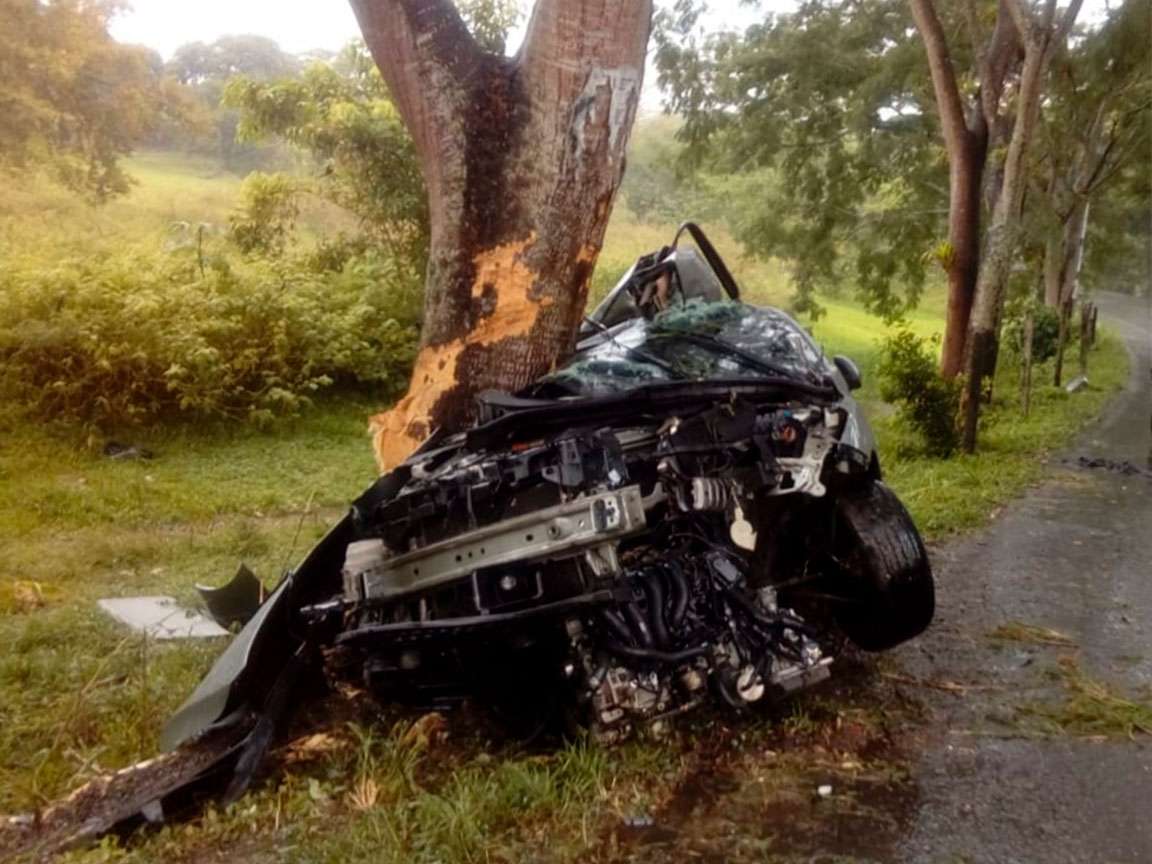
623, 602, 654, 648
603, 640, 709, 664
665, 564, 690, 631
713, 667, 748, 710
640, 572, 671, 648
599, 609, 636, 645
723, 587, 820, 639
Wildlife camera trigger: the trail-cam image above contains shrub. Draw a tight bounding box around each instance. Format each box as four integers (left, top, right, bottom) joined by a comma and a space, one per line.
876, 329, 961, 456
0, 244, 420, 432
228, 172, 301, 256
1004, 302, 1062, 363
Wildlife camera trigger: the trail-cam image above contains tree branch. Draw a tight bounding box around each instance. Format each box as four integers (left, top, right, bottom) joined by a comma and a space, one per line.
519, 0, 654, 75
908, 0, 973, 150
1055, 0, 1086, 43
981, 2, 1023, 130
1002, 0, 1034, 41
348, 0, 481, 161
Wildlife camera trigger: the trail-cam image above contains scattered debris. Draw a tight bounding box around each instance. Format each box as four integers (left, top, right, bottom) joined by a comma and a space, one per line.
1064, 375, 1089, 393
97, 596, 229, 639
1015, 657, 1152, 740
1066, 455, 1152, 478
102, 441, 155, 460
197, 564, 264, 628
880, 672, 988, 694
816, 784, 833, 798
399, 712, 448, 752
1, 580, 49, 614
989, 622, 1077, 647
0, 725, 249, 861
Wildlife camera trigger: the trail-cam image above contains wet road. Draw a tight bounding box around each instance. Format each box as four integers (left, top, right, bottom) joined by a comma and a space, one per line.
897, 289, 1152, 863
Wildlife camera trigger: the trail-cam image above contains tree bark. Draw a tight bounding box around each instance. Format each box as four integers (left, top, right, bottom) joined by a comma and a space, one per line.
909, 0, 985, 379
1043, 197, 1090, 306
1020, 304, 1034, 416
349, 0, 653, 470
960, 0, 1084, 453
909, 0, 1021, 379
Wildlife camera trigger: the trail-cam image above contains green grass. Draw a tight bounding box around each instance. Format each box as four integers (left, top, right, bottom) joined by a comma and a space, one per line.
0, 150, 355, 264
0, 155, 1133, 862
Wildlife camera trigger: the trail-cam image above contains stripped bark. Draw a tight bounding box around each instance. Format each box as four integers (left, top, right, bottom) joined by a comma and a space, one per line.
349, 0, 653, 470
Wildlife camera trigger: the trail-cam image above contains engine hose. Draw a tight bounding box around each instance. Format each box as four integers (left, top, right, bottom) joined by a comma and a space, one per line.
603, 640, 710, 664
640, 571, 671, 648
723, 587, 820, 639
664, 564, 690, 631
713, 668, 748, 710
599, 609, 636, 645
623, 602, 655, 648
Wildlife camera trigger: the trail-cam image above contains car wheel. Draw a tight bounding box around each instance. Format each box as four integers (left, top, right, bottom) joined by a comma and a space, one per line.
830, 481, 935, 651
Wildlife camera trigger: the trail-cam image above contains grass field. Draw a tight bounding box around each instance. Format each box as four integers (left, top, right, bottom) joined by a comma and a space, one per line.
0, 152, 1130, 862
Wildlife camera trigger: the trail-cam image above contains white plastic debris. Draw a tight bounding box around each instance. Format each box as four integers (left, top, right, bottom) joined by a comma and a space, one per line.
1065, 375, 1088, 393
817, 784, 833, 798
97, 596, 228, 640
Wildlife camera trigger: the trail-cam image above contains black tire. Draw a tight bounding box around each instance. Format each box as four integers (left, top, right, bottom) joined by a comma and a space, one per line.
829, 481, 935, 651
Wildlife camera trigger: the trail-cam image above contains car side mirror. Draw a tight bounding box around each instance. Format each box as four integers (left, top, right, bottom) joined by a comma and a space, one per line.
833, 355, 862, 391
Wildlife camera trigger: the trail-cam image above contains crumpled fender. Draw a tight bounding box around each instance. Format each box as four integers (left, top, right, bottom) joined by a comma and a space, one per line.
161, 514, 355, 751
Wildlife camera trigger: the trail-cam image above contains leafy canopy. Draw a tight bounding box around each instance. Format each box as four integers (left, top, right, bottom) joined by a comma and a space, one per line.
0, 0, 172, 199
655, 0, 959, 319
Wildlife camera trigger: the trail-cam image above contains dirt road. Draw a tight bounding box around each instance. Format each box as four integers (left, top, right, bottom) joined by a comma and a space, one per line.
618, 291, 1151, 864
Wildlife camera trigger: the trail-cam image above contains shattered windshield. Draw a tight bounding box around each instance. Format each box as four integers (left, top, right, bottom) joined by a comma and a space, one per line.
542, 300, 827, 396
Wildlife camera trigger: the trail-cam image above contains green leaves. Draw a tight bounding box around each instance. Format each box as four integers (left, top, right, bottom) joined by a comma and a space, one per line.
876, 328, 960, 456
0, 242, 420, 433
223, 45, 428, 276
654, 0, 949, 318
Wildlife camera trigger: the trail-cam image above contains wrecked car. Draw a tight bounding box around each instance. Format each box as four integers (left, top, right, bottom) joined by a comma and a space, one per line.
165, 223, 934, 798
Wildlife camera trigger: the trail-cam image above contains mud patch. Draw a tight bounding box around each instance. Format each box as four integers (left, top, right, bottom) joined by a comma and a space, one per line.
604, 669, 926, 863
1064, 455, 1152, 477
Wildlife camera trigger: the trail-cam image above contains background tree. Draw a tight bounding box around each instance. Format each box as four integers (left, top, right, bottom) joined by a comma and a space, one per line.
959, 0, 1083, 452
906, 0, 1024, 378
166, 35, 301, 171
0, 0, 171, 199
656, 0, 945, 323
1032, 0, 1150, 310
225, 43, 428, 276
348, 0, 653, 470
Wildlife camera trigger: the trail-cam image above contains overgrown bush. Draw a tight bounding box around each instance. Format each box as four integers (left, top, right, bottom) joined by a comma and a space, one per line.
876, 329, 961, 456
1004, 302, 1063, 362
228, 172, 301, 256
0, 244, 420, 431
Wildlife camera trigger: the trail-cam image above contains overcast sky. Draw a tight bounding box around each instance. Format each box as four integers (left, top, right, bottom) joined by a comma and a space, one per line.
110, 0, 1111, 61
109, 1, 793, 58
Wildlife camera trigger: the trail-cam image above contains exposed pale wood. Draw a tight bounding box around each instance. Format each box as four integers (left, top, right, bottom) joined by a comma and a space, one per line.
351, 0, 653, 470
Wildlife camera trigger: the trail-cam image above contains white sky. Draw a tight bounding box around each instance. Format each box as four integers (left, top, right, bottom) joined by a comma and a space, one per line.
109, 1, 791, 59
110, 0, 1111, 62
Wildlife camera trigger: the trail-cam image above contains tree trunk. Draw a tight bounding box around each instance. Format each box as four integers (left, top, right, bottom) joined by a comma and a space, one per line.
1053, 296, 1072, 387
940, 133, 986, 378
960, 0, 1082, 453
1020, 304, 1034, 416
350, 0, 653, 470
1043, 197, 1090, 306
908, 0, 988, 379
1079, 301, 1092, 377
